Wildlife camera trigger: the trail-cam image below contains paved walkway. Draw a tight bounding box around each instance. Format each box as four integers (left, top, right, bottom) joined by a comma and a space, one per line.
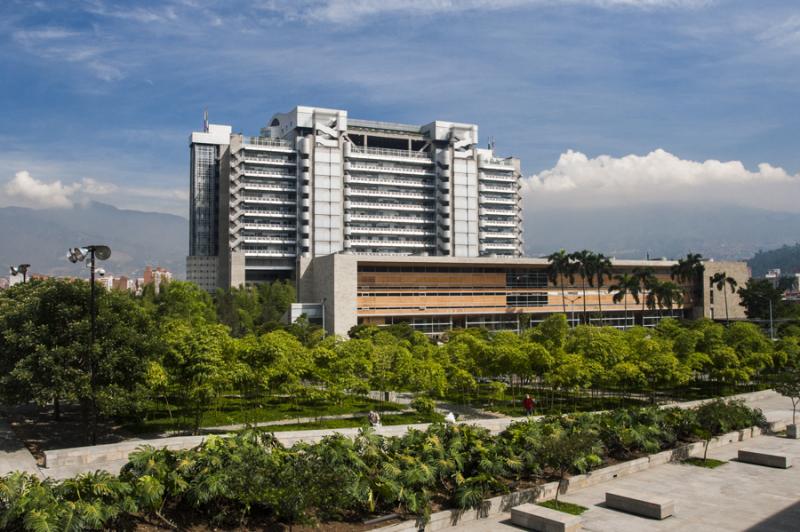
8, 389, 795, 480
454, 434, 800, 531
0, 420, 41, 478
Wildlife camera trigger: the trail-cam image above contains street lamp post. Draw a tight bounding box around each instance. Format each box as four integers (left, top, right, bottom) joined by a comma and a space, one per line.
67, 245, 111, 445
565, 294, 581, 327
9, 264, 30, 283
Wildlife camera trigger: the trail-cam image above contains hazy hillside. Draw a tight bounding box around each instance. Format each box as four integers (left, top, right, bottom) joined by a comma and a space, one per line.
0, 202, 188, 279
523, 203, 800, 261
748, 243, 800, 277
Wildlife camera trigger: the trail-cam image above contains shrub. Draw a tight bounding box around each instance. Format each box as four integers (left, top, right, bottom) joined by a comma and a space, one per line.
411, 396, 436, 416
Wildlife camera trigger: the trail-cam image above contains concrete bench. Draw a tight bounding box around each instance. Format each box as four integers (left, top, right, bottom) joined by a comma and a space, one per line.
605, 489, 674, 520
510, 503, 582, 532
738, 449, 792, 469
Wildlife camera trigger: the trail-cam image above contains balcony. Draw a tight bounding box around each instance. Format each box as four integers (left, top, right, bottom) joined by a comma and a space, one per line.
479, 218, 517, 227
241, 196, 296, 206
242, 167, 296, 179
479, 183, 515, 194
241, 208, 297, 219
349, 239, 433, 248
480, 230, 517, 240
241, 222, 296, 231
344, 175, 434, 188
479, 157, 515, 170
346, 213, 434, 224
480, 242, 518, 251
242, 137, 294, 152
480, 195, 517, 205
347, 162, 435, 176
345, 188, 431, 201
243, 157, 296, 167
479, 207, 515, 216
347, 226, 435, 236
239, 182, 296, 193
479, 172, 517, 183
348, 146, 433, 164
243, 250, 297, 258
241, 236, 297, 244
346, 201, 435, 213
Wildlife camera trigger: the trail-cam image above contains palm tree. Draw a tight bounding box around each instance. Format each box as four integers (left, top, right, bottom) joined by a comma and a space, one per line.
546, 249, 575, 315
592, 253, 613, 323
633, 267, 657, 326
609, 273, 640, 329
710, 272, 738, 324
654, 280, 685, 318
570, 250, 596, 325
671, 253, 705, 304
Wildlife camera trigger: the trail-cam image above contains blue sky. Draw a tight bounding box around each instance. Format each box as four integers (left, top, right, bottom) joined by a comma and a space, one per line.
1, 0, 798, 216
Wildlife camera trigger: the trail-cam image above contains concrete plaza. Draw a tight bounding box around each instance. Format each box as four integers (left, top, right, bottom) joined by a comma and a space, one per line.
454, 434, 800, 531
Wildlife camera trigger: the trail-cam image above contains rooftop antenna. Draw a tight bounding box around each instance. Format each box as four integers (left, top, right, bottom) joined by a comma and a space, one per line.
488, 136, 496, 153
203, 108, 209, 132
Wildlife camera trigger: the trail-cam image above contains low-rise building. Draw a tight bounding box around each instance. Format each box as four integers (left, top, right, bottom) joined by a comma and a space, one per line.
296, 254, 750, 336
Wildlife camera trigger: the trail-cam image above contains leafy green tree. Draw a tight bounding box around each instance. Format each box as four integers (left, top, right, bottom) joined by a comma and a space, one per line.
537, 425, 601, 504
160, 319, 236, 433
0, 279, 156, 439
709, 272, 739, 324
775, 367, 800, 427
154, 281, 216, 323
632, 267, 657, 325
737, 278, 786, 321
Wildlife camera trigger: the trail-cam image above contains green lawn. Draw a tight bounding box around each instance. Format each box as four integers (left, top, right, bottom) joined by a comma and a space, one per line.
124, 395, 407, 434
683, 457, 727, 469
254, 411, 445, 432
538, 500, 588, 515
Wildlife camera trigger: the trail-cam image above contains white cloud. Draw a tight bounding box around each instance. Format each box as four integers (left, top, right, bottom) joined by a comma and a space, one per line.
3, 171, 80, 208
526, 148, 798, 192
0, 171, 187, 211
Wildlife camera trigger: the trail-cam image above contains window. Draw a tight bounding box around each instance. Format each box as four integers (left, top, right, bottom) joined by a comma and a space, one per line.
506, 271, 548, 288
507, 293, 548, 307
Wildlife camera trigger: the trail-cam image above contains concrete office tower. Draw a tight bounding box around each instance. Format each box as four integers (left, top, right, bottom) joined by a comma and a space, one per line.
186, 106, 523, 290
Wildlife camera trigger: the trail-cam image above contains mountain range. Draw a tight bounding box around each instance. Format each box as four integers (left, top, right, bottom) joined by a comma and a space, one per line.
0, 202, 188, 279
2, 201, 799, 279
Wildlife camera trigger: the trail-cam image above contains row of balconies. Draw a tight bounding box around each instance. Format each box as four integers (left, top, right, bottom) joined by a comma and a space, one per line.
479, 172, 517, 183
347, 145, 433, 163
345, 226, 435, 236
243, 137, 293, 151
236, 182, 296, 193
243, 250, 298, 258
344, 175, 434, 189
239, 195, 296, 206
346, 162, 435, 176
240, 235, 297, 244
479, 207, 518, 216
346, 239, 434, 248
242, 166, 296, 178
479, 195, 518, 206
243, 156, 296, 166
479, 218, 517, 227
479, 183, 516, 194
345, 213, 435, 224
345, 200, 436, 212
344, 187, 433, 201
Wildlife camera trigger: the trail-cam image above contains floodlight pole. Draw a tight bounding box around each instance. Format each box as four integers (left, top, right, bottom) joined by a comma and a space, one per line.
87, 247, 99, 446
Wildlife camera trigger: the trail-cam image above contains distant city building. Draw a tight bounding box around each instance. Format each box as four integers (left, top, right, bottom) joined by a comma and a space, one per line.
187, 106, 524, 291
0, 278, 8, 290
143, 266, 172, 294
765, 268, 781, 288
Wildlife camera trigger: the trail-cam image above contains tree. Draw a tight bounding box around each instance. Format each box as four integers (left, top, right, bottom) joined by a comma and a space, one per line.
570, 250, 597, 324
0, 279, 156, 441
160, 319, 236, 433
546, 249, 575, 315
609, 273, 640, 329
653, 281, 684, 318
154, 281, 216, 323
671, 253, 705, 302
632, 267, 657, 326
737, 278, 785, 321
591, 253, 613, 322
710, 272, 738, 324
537, 426, 601, 505
774, 367, 800, 428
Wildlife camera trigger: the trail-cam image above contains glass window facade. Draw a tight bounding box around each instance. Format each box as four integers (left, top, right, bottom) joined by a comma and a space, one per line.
190, 144, 219, 256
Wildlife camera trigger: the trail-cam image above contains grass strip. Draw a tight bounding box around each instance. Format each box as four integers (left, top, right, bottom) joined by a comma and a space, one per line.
538, 499, 588, 515
683, 457, 727, 468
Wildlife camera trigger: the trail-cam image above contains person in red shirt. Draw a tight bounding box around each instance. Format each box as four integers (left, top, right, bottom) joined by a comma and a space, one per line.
523, 394, 535, 417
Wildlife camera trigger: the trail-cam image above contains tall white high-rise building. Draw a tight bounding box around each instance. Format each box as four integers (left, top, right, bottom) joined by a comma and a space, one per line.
187, 106, 523, 291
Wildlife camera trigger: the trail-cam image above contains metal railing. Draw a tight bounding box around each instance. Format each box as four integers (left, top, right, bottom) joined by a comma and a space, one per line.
350, 146, 432, 160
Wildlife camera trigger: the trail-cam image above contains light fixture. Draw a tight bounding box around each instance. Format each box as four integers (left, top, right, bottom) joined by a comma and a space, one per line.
9, 263, 31, 283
